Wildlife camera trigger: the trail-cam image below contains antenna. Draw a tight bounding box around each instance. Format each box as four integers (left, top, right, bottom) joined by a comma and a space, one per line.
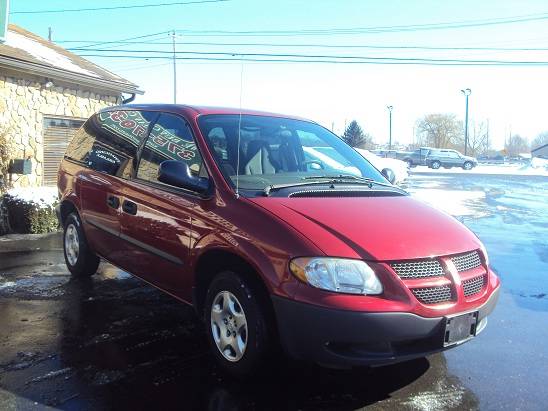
235, 54, 244, 199
172, 30, 177, 104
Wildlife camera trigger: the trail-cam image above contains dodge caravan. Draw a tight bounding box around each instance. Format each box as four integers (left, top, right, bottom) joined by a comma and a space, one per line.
57, 105, 500, 375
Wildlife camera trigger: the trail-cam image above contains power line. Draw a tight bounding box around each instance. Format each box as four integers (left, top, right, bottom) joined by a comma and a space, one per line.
169, 12, 548, 36
76, 53, 548, 66
70, 48, 548, 63
58, 40, 548, 52
10, 0, 230, 14
74, 32, 171, 50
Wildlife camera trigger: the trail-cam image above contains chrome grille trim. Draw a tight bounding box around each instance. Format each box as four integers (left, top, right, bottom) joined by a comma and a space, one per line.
411, 286, 453, 305
452, 251, 481, 272
391, 259, 444, 279
463, 275, 486, 297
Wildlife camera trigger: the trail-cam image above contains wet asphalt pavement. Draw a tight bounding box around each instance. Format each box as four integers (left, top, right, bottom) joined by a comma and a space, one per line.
0, 172, 547, 411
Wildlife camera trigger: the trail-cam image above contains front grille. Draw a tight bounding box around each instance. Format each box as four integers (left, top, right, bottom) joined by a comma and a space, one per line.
452, 251, 481, 272
411, 286, 453, 304
391, 259, 444, 279
462, 275, 486, 297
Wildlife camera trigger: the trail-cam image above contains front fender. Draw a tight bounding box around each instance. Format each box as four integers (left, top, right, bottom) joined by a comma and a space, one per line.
191, 231, 300, 299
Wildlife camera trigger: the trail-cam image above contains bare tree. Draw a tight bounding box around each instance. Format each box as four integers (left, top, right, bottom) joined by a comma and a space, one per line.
341, 120, 374, 149
532, 132, 548, 149
505, 134, 529, 157
0, 127, 15, 193
416, 114, 463, 149
468, 121, 490, 156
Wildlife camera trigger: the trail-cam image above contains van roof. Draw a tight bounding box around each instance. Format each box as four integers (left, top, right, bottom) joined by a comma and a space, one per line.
100, 104, 311, 122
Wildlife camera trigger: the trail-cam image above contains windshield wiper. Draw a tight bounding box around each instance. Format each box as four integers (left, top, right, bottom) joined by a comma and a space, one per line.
263, 174, 393, 196
302, 174, 394, 188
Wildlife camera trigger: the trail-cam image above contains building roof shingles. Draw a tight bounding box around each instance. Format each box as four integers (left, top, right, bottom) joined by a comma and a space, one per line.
0, 24, 141, 95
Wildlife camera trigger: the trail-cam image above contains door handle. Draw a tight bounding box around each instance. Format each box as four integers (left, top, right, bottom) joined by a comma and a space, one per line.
106, 195, 120, 209
122, 200, 138, 215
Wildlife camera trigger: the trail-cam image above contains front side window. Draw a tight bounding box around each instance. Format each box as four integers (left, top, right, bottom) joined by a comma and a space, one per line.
198, 114, 385, 193
137, 113, 205, 185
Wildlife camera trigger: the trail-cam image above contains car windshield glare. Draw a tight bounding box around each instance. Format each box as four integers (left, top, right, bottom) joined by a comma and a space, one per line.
198, 114, 385, 192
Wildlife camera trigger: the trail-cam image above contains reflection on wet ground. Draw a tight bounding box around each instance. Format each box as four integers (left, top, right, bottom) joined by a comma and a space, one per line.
0, 173, 547, 410
0, 248, 478, 410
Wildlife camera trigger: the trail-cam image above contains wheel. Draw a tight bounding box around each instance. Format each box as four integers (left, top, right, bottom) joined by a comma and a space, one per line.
463, 161, 473, 170
63, 212, 100, 277
431, 160, 441, 169
205, 271, 270, 376
405, 159, 413, 168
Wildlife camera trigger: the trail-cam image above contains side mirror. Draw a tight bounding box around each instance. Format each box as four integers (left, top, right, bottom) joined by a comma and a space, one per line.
381, 168, 396, 184
158, 160, 210, 194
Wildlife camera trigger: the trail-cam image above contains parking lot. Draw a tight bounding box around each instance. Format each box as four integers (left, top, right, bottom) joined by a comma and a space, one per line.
0, 171, 547, 410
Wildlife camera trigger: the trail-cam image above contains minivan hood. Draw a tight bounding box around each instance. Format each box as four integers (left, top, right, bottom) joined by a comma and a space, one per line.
250, 195, 481, 261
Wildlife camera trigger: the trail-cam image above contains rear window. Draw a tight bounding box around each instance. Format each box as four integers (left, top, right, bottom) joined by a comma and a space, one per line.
65, 110, 156, 178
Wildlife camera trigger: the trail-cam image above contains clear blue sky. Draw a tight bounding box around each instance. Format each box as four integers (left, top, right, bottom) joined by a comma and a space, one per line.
8, 0, 548, 148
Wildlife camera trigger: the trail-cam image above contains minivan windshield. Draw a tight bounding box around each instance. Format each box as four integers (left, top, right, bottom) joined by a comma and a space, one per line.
198, 114, 386, 192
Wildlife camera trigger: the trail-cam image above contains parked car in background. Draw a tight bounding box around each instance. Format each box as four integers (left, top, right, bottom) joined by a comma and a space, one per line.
303, 146, 361, 176
399, 147, 433, 167
57, 104, 499, 376
372, 149, 400, 159
478, 154, 504, 164
426, 149, 478, 170
356, 148, 409, 185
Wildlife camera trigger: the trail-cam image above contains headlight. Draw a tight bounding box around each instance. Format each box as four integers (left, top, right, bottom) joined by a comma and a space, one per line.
289, 257, 383, 295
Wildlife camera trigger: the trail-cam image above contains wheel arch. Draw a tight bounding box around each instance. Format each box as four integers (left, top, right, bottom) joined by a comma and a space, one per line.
193, 248, 278, 337
59, 199, 79, 226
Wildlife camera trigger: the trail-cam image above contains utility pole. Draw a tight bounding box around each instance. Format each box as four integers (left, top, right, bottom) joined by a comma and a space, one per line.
387, 105, 393, 150
172, 30, 177, 104
461, 88, 471, 155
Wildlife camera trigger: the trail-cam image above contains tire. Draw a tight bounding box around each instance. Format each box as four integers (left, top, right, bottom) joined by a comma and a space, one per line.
463, 161, 473, 170
431, 160, 441, 169
205, 271, 270, 377
63, 212, 100, 277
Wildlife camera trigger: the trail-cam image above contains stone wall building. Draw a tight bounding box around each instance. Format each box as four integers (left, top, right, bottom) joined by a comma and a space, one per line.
0, 24, 142, 187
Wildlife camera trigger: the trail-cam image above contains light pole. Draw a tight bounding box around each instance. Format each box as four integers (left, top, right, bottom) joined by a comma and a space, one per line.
387, 105, 393, 150
461, 88, 471, 155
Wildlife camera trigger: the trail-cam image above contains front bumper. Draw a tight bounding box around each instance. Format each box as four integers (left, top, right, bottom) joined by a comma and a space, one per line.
273, 285, 499, 368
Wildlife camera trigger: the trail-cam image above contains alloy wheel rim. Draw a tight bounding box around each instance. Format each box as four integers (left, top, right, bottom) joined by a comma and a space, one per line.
210, 290, 248, 362
65, 224, 79, 266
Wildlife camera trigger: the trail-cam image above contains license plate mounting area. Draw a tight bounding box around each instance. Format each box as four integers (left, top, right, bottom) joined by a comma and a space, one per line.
444, 311, 479, 347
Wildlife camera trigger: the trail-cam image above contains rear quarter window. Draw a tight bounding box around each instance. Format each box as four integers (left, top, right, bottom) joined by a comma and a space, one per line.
65, 110, 155, 178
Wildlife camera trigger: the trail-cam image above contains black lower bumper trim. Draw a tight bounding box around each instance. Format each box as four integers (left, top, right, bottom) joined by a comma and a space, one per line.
272, 286, 499, 368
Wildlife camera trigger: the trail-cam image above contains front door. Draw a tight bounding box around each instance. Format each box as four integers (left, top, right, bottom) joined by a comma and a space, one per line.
118, 112, 208, 301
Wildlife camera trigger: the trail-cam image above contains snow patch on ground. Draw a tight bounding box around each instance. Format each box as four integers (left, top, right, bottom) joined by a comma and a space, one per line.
413, 161, 548, 176
6, 187, 58, 208
409, 188, 487, 217
6, 30, 98, 78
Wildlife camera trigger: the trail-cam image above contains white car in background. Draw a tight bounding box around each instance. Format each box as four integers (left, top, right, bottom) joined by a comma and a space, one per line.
355, 148, 409, 185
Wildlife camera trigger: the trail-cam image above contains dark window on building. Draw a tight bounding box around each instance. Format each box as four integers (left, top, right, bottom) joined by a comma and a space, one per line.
43, 117, 85, 186
65, 110, 156, 178
137, 113, 205, 185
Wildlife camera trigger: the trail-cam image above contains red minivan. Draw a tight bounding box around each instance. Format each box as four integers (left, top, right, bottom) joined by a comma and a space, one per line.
57, 105, 499, 375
